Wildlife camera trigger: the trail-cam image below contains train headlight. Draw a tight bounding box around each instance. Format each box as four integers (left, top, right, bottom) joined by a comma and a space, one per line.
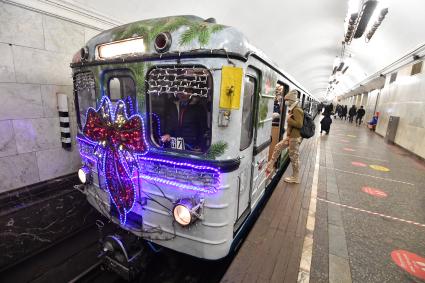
173, 198, 202, 227
78, 166, 91, 184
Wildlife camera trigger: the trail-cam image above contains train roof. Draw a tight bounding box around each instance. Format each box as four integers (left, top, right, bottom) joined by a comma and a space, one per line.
79, 15, 315, 99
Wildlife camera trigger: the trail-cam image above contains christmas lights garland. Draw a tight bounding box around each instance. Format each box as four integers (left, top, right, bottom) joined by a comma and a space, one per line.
78, 95, 220, 225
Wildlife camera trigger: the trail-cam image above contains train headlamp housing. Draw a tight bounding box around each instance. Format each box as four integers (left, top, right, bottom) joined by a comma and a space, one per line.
78, 166, 91, 184
173, 198, 203, 227
72, 46, 89, 63
154, 32, 172, 53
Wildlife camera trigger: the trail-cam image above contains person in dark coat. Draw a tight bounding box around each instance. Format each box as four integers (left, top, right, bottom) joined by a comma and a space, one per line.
356, 105, 366, 126
348, 105, 357, 123
323, 103, 333, 116
161, 93, 207, 152
320, 114, 332, 135
342, 105, 348, 120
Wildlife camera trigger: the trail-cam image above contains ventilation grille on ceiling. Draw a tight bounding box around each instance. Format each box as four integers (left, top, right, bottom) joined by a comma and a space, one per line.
411, 61, 423, 76
389, 72, 397, 84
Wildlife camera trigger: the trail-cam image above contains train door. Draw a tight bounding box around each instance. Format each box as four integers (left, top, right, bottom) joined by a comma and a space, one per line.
268, 82, 288, 164
234, 68, 259, 231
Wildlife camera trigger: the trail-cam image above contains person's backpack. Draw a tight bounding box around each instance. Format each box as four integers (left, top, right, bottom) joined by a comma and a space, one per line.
300, 112, 315, 139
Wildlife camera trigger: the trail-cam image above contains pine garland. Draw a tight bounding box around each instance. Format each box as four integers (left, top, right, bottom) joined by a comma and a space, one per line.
205, 141, 228, 160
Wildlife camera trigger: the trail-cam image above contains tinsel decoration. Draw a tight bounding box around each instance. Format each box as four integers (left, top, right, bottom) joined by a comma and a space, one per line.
83, 96, 147, 224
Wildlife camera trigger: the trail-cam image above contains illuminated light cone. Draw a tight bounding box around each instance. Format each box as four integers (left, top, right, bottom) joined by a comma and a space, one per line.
351, 161, 367, 167
361, 186, 388, 198
369, 164, 390, 172
391, 250, 425, 280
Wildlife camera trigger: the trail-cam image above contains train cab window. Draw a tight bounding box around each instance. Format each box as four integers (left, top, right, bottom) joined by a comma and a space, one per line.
74, 72, 96, 129
147, 66, 212, 153
103, 70, 138, 116
107, 75, 136, 107
240, 75, 257, 151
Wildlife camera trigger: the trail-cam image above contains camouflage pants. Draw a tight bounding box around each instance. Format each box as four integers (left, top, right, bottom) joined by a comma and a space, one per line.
268, 137, 301, 176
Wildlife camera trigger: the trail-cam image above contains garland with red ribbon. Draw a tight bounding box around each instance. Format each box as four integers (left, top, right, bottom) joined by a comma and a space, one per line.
82, 96, 147, 224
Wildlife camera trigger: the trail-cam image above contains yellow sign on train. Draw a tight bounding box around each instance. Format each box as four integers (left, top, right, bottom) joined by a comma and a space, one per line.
220, 66, 243, 109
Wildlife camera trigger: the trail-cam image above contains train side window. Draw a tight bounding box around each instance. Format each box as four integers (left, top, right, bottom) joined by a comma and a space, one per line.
240, 75, 257, 151
389, 72, 397, 84
301, 93, 305, 108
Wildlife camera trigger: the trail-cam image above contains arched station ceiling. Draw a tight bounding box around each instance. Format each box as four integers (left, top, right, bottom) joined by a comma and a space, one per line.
73, 0, 425, 101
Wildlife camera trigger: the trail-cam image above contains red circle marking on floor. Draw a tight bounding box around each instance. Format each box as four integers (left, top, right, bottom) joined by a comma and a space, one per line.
343, 147, 355, 152
391, 250, 425, 280
361, 186, 388, 198
352, 161, 367, 167
341, 139, 350, 143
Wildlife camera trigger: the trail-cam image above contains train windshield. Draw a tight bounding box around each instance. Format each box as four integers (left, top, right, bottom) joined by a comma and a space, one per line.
74, 72, 96, 129
147, 66, 212, 153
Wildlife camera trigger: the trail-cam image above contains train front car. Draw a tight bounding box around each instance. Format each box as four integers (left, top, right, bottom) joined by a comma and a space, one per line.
71, 16, 260, 275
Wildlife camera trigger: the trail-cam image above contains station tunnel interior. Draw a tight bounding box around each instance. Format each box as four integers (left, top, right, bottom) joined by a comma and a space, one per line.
0, 0, 425, 282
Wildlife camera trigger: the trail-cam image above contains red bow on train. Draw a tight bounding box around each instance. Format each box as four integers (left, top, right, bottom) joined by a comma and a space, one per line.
83, 96, 147, 224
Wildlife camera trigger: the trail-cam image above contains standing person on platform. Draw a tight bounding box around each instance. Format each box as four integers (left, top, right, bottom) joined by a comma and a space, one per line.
356, 105, 366, 126
323, 103, 333, 116
334, 104, 339, 119
266, 89, 304, 183
348, 105, 357, 123
320, 113, 332, 135
342, 105, 348, 120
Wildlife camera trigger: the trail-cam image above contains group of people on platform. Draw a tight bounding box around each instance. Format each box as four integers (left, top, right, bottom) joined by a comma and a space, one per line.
319, 103, 379, 135
333, 104, 366, 125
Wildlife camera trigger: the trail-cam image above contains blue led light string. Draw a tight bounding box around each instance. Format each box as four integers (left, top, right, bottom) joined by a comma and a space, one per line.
77, 95, 222, 228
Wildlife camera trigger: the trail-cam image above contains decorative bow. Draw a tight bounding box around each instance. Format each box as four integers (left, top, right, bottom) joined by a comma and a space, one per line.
83, 96, 147, 224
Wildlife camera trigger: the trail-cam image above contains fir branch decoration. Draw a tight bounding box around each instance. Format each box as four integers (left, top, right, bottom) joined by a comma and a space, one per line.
211, 24, 225, 33
205, 141, 228, 160
198, 25, 211, 46
179, 25, 199, 46
112, 17, 227, 50
179, 23, 227, 47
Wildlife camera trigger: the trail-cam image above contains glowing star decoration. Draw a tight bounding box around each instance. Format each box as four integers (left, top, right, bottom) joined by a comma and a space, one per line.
82, 96, 148, 224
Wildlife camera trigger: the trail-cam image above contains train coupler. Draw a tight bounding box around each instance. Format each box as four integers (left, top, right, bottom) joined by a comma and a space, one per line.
100, 233, 150, 281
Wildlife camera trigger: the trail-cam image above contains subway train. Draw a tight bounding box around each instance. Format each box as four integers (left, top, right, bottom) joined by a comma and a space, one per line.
71, 15, 319, 278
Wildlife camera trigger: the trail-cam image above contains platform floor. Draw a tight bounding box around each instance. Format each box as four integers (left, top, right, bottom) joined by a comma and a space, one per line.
221, 118, 425, 283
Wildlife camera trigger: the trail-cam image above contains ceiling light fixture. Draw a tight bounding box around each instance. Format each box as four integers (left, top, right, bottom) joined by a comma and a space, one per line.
365, 8, 388, 42
344, 0, 388, 44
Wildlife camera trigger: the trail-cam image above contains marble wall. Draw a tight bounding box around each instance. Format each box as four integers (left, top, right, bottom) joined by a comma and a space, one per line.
375, 61, 425, 159
0, 2, 101, 192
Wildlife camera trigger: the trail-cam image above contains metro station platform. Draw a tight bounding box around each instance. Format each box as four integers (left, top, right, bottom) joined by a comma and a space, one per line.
221, 118, 425, 283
